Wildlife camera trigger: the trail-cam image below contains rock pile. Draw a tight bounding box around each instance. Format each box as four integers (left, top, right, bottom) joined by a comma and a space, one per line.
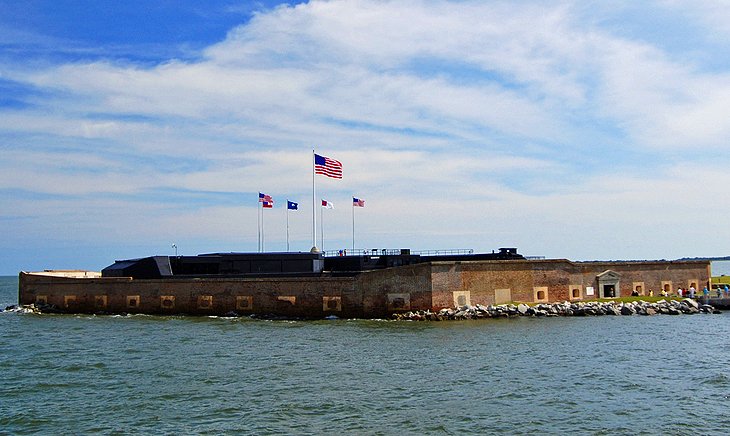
2, 303, 62, 314
392, 298, 721, 321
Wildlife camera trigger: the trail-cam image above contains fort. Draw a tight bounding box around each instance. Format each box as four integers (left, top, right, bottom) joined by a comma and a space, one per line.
18, 249, 712, 318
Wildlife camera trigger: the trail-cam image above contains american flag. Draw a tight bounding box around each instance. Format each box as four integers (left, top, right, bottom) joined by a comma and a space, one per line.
258, 192, 272, 202
262, 201, 273, 208
314, 154, 342, 179
353, 197, 365, 207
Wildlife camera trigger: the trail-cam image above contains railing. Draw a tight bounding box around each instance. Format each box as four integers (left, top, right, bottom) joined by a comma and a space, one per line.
412, 249, 474, 256
323, 248, 474, 257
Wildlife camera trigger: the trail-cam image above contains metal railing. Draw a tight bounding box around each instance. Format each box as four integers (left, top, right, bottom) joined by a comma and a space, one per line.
323, 248, 474, 257
413, 249, 474, 256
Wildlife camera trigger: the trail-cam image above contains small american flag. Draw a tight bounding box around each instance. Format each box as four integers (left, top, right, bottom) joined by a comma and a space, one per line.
259, 192, 272, 202
262, 201, 273, 208
353, 197, 365, 207
314, 154, 342, 179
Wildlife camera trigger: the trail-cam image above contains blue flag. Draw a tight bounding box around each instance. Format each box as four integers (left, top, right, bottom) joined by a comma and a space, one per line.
287, 200, 298, 210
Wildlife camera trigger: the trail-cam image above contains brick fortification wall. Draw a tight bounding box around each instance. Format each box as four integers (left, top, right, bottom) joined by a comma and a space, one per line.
428, 259, 711, 310
19, 258, 711, 317
19, 273, 359, 318
356, 263, 433, 318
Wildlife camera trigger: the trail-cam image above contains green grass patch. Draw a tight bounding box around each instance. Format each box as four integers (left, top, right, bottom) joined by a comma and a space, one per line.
510, 296, 684, 306
588, 296, 681, 304
712, 276, 730, 286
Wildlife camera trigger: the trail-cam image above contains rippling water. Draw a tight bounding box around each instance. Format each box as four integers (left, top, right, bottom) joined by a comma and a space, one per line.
2, 275, 730, 435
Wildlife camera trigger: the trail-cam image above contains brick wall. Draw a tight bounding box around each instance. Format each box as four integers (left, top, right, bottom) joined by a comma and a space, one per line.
19, 258, 711, 317
356, 263, 433, 318
19, 272, 358, 318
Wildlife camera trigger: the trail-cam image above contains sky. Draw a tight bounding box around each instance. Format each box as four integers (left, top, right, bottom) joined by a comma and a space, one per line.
1, 0, 730, 274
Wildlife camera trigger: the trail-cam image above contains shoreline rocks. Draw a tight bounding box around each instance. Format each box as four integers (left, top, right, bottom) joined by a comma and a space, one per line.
392, 298, 722, 321
3, 298, 723, 320
3, 303, 58, 314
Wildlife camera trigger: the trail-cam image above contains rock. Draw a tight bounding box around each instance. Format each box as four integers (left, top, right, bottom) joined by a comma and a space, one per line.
683, 298, 699, 309
644, 308, 657, 316
605, 306, 621, 316
620, 305, 636, 315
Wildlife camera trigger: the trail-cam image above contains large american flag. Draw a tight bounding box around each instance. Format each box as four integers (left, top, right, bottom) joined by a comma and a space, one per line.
314, 153, 342, 179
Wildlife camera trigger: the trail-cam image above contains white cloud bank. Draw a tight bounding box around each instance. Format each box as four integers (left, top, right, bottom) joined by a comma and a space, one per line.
1, 0, 730, 273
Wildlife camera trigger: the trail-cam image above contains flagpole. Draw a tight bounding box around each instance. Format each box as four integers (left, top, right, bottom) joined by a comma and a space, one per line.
286, 203, 290, 252
320, 202, 324, 252
312, 149, 317, 252
262, 203, 265, 252
257, 198, 261, 253
352, 196, 355, 252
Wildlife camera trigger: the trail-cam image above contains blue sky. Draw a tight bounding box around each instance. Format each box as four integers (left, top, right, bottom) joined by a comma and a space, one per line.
1, 0, 730, 275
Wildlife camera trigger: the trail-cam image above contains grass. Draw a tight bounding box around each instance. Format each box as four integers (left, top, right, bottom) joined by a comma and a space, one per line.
509, 296, 684, 306
589, 296, 682, 304
712, 276, 730, 286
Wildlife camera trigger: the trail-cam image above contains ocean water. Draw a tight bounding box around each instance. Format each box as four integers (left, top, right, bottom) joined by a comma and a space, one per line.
2, 275, 730, 435
713, 260, 730, 277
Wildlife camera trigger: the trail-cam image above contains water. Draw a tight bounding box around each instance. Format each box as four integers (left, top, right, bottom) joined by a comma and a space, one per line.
2, 276, 730, 435
713, 260, 730, 277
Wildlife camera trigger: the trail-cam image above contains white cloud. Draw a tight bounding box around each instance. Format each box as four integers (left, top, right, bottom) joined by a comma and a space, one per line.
2, 0, 730, 272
